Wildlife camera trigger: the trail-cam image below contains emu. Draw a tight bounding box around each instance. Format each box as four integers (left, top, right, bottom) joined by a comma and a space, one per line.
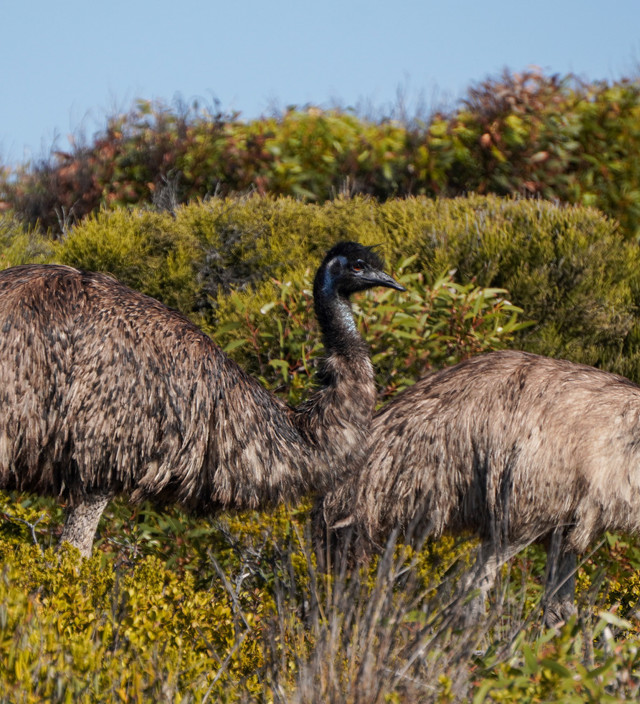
320, 349, 640, 627
0, 242, 404, 557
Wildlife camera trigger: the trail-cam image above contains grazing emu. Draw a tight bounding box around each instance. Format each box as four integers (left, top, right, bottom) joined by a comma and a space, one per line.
0, 242, 404, 557
320, 349, 640, 626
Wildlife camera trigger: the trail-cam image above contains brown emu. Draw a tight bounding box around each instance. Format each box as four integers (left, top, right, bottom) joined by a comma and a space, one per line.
0, 242, 404, 557
320, 349, 640, 626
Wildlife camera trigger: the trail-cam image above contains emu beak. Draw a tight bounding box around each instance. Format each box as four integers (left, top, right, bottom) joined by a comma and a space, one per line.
370, 271, 406, 292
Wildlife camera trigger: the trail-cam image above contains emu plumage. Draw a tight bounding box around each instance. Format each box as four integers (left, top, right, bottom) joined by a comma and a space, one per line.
321, 349, 640, 625
0, 242, 403, 556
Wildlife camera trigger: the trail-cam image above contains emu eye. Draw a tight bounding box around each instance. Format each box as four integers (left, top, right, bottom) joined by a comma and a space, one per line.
351, 259, 366, 273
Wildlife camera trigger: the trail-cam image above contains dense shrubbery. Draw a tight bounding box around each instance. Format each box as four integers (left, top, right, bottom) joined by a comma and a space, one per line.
3, 70, 640, 239
0, 542, 264, 701
3, 195, 640, 700
50, 194, 640, 381
0, 216, 52, 268
4, 498, 640, 702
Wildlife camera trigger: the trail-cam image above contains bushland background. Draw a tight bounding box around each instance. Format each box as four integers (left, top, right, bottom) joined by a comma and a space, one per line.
2, 70, 640, 701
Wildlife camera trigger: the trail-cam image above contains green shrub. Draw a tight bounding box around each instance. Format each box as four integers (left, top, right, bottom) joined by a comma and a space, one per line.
5, 72, 640, 240
4, 506, 640, 703
372, 195, 640, 377
0, 545, 264, 702
0, 215, 52, 269
56, 208, 199, 314
54, 194, 640, 380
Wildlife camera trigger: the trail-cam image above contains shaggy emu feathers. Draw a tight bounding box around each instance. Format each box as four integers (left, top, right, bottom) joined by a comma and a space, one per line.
0, 243, 403, 556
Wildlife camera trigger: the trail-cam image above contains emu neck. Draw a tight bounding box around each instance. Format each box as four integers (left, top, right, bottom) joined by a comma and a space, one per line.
314, 286, 369, 362
200, 260, 378, 510
292, 281, 376, 494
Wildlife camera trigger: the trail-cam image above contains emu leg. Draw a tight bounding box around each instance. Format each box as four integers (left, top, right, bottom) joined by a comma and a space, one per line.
458, 537, 533, 623
59, 492, 112, 558
543, 531, 577, 628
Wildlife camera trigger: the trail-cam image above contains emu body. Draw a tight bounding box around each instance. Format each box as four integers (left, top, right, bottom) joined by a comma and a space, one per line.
0, 243, 403, 556
321, 349, 640, 625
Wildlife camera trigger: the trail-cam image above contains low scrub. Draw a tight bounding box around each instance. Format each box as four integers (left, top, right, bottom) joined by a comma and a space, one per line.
0, 216, 52, 268
3, 498, 640, 702
2, 194, 640, 700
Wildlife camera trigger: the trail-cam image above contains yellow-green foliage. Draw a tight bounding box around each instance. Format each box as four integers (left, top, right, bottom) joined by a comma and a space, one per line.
0, 544, 264, 703
54, 194, 639, 379
57, 209, 199, 314
4, 497, 640, 702
473, 618, 640, 703
0, 215, 52, 269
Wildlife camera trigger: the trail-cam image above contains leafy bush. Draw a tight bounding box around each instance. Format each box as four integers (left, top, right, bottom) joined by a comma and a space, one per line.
373, 196, 640, 378
4, 508, 640, 703
0, 544, 264, 702
0, 216, 52, 270
57, 208, 200, 314
54, 194, 640, 381
4, 71, 640, 239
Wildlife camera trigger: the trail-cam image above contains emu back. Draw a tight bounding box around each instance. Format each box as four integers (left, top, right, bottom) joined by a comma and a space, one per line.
349, 350, 640, 552
0, 265, 217, 504
0, 264, 306, 509
321, 349, 640, 626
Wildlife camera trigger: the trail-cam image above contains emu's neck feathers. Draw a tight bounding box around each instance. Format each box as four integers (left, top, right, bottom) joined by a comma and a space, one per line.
196, 339, 376, 512
199, 270, 377, 509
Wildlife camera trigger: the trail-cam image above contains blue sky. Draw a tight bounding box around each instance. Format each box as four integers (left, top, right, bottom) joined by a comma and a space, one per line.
2, 1, 639, 165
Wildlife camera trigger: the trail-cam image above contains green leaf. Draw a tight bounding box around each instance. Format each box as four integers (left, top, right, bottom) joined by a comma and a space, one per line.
222, 339, 247, 353
539, 658, 573, 678
522, 643, 540, 674
596, 610, 634, 630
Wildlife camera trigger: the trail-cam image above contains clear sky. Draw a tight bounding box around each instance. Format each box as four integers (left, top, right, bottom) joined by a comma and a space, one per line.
2, 0, 639, 165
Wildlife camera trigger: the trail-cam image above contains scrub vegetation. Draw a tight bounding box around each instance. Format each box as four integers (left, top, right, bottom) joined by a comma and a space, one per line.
2, 70, 640, 699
